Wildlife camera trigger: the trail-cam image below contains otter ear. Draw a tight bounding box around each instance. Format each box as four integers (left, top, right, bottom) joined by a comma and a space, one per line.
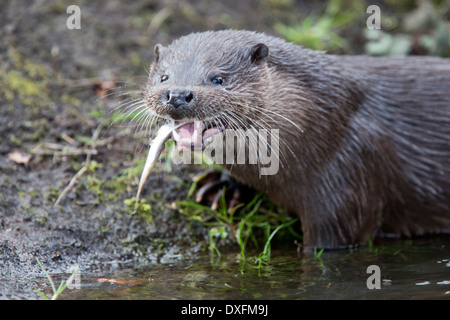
250, 43, 269, 64
154, 44, 165, 63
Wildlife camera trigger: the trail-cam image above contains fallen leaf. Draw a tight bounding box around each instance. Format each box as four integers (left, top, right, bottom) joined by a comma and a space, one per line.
8, 151, 31, 165
95, 80, 116, 98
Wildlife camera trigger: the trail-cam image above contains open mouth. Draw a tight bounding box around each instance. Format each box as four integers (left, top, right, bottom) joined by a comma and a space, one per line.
171, 120, 227, 149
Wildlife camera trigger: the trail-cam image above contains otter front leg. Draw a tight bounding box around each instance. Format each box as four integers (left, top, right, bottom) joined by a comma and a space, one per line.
193, 169, 255, 211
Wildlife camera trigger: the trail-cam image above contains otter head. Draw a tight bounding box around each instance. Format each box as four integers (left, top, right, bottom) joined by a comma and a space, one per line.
144, 31, 269, 149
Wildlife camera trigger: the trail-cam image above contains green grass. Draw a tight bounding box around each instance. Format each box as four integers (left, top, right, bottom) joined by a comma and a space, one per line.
35, 258, 79, 300
177, 179, 301, 270
254, 220, 297, 275
313, 247, 324, 259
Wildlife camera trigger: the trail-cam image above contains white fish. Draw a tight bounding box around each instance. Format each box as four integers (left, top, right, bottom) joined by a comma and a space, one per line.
134, 123, 177, 211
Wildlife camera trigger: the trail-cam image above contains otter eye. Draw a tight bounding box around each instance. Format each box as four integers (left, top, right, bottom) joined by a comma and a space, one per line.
160, 75, 169, 83
211, 76, 224, 85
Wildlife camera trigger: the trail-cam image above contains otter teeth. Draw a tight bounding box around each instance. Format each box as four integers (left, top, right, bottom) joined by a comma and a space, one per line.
172, 128, 181, 141
192, 120, 202, 143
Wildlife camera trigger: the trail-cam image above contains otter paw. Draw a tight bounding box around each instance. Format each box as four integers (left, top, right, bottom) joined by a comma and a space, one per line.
192, 170, 253, 212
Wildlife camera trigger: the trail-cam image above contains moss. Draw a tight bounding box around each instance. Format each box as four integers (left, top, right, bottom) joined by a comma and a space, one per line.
85, 160, 103, 173
1, 46, 50, 109
4, 70, 45, 98
86, 175, 105, 201
29, 118, 50, 142
102, 178, 129, 203
61, 94, 82, 107
7, 46, 48, 78
28, 188, 40, 199
124, 197, 154, 224
19, 189, 34, 199
46, 186, 61, 203
35, 212, 48, 226
8, 135, 22, 148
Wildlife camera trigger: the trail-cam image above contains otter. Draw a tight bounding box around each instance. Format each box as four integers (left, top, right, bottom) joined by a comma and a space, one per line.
142, 30, 450, 250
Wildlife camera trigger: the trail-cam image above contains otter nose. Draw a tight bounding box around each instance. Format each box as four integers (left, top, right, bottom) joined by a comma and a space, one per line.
165, 89, 194, 108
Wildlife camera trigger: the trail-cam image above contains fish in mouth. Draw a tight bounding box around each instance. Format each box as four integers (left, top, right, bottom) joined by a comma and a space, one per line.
133, 120, 227, 211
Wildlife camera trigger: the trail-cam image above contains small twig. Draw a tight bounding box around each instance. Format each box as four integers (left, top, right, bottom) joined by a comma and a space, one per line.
94, 127, 133, 146
31, 143, 98, 156
61, 133, 79, 146
146, 7, 172, 39
53, 153, 91, 208
136, 6, 173, 47
53, 122, 105, 208
49, 122, 134, 208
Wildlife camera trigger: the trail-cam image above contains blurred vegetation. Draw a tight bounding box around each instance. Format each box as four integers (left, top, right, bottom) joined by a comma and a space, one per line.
365, 0, 450, 56
274, 0, 358, 52
272, 0, 449, 57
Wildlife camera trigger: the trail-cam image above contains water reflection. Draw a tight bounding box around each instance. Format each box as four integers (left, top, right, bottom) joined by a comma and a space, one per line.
54, 236, 450, 300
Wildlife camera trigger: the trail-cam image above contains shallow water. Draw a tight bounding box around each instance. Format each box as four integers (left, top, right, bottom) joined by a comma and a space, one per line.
41, 236, 450, 300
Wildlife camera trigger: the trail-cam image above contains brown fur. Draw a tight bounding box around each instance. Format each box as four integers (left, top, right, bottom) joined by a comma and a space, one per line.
144, 30, 450, 249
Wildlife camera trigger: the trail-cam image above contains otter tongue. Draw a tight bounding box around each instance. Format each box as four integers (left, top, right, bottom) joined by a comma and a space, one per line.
172, 121, 203, 149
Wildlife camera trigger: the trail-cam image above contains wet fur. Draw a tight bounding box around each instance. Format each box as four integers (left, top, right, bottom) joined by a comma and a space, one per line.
144, 30, 450, 249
